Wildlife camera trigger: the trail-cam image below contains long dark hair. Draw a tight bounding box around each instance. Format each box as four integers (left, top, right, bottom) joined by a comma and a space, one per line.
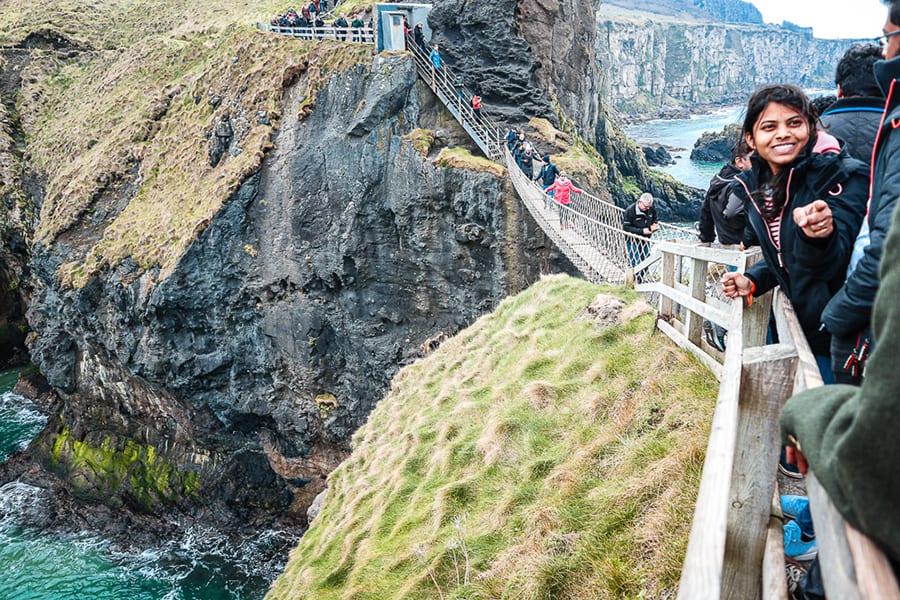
742, 84, 818, 220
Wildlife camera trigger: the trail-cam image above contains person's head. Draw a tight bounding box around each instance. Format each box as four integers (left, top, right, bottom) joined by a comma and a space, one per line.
543, 154, 551, 163
433, 43, 439, 50
416, 23, 422, 29
559, 171, 569, 180
835, 43, 883, 98
742, 84, 816, 176
637, 192, 654, 211
731, 139, 753, 171
881, 0, 900, 59
810, 94, 838, 117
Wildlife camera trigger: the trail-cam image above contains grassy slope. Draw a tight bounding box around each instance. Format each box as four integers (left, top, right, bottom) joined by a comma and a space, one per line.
0, 1, 373, 286
267, 275, 718, 599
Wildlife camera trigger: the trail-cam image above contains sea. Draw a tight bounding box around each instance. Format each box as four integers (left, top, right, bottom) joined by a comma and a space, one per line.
0, 368, 293, 600
623, 103, 746, 190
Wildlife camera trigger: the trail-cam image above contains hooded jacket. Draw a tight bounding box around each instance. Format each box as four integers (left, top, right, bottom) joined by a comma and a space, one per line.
818, 56, 900, 339
545, 177, 582, 204
732, 140, 868, 355
700, 162, 746, 245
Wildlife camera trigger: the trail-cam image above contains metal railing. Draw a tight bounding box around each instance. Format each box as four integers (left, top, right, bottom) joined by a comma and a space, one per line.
262, 23, 376, 44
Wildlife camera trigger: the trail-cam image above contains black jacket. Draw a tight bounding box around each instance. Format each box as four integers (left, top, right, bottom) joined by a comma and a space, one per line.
819, 57, 900, 338
535, 162, 559, 187
517, 152, 534, 178
622, 202, 658, 237
699, 163, 746, 245
733, 145, 869, 355
820, 95, 885, 166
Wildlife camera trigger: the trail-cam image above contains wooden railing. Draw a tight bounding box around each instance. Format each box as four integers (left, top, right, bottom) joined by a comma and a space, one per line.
642, 243, 900, 599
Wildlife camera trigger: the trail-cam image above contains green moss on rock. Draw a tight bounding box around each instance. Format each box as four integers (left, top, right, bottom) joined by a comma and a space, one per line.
51, 425, 200, 510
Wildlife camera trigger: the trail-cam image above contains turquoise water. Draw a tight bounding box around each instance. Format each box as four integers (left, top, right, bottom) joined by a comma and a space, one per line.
0, 369, 293, 600
624, 104, 745, 190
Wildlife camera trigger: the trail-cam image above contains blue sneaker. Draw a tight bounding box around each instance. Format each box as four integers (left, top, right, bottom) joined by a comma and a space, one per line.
780, 495, 810, 521
784, 520, 817, 561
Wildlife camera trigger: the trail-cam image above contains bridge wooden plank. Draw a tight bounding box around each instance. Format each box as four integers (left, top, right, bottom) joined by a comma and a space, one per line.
762, 486, 789, 600
686, 256, 708, 347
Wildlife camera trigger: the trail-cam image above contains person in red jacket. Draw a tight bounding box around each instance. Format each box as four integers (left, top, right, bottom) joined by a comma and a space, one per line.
471, 95, 482, 117
545, 172, 583, 229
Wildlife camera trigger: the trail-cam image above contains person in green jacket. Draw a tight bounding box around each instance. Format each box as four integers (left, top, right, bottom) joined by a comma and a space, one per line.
780, 198, 900, 568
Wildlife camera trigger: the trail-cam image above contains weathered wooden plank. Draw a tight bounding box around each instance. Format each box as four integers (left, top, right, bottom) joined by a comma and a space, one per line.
722, 344, 797, 600
771, 291, 822, 392
806, 474, 863, 600
653, 239, 747, 267
846, 522, 900, 599
661, 251, 675, 316
657, 318, 725, 380
677, 301, 745, 600
636, 282, 734, 330
686, 256, 709, 347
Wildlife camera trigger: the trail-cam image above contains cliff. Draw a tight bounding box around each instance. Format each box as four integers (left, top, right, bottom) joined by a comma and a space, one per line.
598, 6, 855, 116
0, 0, 700, 544
603, 0, 763, 24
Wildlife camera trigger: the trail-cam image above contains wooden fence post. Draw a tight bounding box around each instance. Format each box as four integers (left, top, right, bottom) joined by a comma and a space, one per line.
660, 250, 674, 316
722, 344, 797, 600
740, 249, 771, 347
686, 256, 708, 347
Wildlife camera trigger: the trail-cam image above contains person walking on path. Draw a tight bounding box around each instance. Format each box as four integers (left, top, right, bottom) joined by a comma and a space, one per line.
471, 95, 482, 118
545, 172, 583, 229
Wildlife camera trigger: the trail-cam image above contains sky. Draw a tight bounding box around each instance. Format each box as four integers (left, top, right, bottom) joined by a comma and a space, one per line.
750, 0, 888, 40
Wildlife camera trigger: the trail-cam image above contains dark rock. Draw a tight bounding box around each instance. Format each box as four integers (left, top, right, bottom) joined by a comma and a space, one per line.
690, 123, 742, 162
642, 144, 675, 166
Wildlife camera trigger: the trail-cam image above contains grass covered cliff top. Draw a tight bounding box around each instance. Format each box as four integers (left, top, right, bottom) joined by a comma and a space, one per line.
267, 275, 718, 599
1, 1, 374, 287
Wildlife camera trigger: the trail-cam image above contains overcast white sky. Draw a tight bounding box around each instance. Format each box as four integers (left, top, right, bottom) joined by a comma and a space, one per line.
750, 0, 888, 40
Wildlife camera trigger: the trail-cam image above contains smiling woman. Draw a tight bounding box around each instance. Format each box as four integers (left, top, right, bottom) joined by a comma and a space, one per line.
721, 84, 869, 379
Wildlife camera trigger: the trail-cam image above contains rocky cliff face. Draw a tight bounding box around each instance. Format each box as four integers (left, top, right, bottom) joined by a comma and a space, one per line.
598, 15, 854, 115
0, 49, 34, 369
9, 49, 573, 536
0, 0, 705, 542
427, 0, 702, 216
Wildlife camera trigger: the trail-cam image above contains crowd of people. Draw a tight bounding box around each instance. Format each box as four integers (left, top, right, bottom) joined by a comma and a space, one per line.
269, 4, 370, 42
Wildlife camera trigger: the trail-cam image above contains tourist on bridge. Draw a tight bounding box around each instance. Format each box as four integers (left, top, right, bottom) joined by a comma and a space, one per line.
622, 193, 658, 269
699, 140, 752, 246
302, 4, 311, 21
545, 172, 583, 230
471, 94, 482, 117
535, 155, 560, 209
516, 144, 536, 179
